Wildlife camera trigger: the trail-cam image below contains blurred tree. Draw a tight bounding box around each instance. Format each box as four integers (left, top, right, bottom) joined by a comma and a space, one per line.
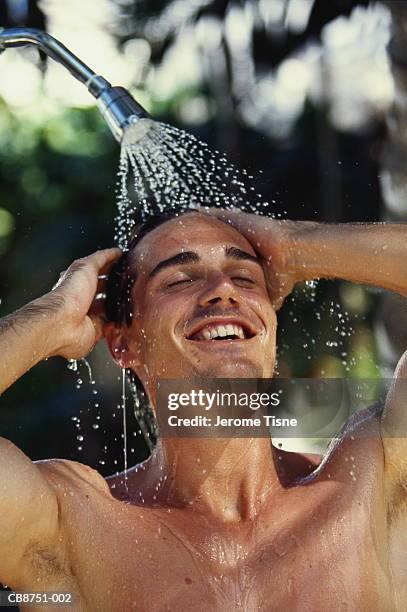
0, 0, 392, 478
114, 0, 371, 62
113, 0, 372, 113
375, 1, 407, 370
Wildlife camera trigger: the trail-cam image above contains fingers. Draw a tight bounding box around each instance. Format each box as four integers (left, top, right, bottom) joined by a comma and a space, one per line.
196, 206, 255, 241
88, 285, 111, 344
88, 294, 107, 320
53, 248, 122, 291
89, 312, 105, 344
263, 261, 295, 311
77, 247, 123, 273
93, 255, 123, 301
88, 249, 125, 321
197, 205, 243, 222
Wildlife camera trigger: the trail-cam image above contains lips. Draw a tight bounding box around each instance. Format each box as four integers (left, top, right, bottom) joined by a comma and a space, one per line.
185, 317, 258, 342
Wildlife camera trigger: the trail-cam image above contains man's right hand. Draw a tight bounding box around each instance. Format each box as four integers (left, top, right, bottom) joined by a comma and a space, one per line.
47, 248, 122, 360
0, 247, 120, 586
0, 247, 121, 396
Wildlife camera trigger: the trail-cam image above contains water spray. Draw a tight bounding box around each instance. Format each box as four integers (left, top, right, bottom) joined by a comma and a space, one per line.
0, 27, 152, 143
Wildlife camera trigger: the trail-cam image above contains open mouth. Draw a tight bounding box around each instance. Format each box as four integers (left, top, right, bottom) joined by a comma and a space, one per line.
186, 321, 256, 342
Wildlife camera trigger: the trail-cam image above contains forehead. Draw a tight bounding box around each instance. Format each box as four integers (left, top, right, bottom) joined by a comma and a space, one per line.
131, 213, 257, 275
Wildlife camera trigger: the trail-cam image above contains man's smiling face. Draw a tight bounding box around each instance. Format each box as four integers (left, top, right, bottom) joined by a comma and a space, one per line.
119, 212, 277, 389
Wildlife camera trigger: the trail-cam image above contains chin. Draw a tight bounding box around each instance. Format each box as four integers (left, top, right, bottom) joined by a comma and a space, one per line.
193, 359, 263, 378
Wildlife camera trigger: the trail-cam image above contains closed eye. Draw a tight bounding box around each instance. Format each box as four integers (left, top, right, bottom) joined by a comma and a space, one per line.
232, 277, 255, 286
165, 273, 257, 289
167, 278, 194, 288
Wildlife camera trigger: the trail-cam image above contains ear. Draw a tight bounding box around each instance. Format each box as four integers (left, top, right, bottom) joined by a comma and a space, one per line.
103, 322, 141, 369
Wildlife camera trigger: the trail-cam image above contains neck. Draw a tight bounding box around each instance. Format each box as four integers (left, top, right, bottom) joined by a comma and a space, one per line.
126, 436, 282, 522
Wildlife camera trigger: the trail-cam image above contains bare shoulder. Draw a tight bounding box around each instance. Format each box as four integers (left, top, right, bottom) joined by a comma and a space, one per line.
299, 403, 384, 487
380, 350, 407, 500
0, 437, 60, 511
389, 497, 407, 600
36, 458, 111, 497
395, 349, 407, 376
0, 438, 61, 586
383, 349, 407, 430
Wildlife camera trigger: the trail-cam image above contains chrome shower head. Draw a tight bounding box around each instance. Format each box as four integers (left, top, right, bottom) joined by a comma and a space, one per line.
121, 116, 155, 148
97, 85, 150, 143
0, 27, 151, 143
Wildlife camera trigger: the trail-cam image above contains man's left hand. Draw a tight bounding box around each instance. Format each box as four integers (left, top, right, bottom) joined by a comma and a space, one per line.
198, 207, 305, 310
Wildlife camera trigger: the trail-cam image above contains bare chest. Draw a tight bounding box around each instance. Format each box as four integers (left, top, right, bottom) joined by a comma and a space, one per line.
65, 481, 397, 612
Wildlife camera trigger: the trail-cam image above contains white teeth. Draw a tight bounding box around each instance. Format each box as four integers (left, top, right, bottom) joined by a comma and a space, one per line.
194, 323, 248, 340
210, 326, 222, 338
226, 324, 235, 336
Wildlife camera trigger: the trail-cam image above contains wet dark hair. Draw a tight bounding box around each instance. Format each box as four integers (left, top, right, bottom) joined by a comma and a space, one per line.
104, 205, 202, 451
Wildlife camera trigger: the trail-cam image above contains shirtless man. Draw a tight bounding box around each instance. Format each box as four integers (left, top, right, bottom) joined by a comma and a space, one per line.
0, 208, 406, 611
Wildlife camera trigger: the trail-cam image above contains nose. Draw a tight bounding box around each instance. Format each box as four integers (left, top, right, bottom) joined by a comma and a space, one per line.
198, 273, 240, 308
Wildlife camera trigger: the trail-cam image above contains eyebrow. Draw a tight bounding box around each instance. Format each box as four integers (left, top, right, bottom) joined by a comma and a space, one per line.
224, 246, 261, 266
148, 246, 262, 280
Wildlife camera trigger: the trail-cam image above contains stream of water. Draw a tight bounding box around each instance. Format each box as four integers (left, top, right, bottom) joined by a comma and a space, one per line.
112, 119, 271, 475
68, 118, 364, 484
115, 121, 267, 249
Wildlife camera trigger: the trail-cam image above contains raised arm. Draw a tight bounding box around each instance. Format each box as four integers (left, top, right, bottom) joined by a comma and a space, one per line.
289, 221, 407, 298
281, 220, 407, 503
199, 208, 407, 306
201, 207, 407, 504
0, 247, 121, 586
0, 247, 121, 395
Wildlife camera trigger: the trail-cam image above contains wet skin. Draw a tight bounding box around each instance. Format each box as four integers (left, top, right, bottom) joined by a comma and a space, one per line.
1, 213, 406, 611
106, 214, 278, 387
34, 418, 402, 612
